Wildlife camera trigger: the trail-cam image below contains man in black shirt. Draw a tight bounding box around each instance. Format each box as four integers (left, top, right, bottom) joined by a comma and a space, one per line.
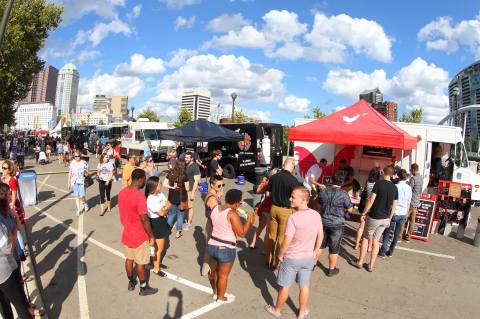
209, 149, 223, 177
353, 166, 398, 272
266, 158, 300, 269
184, 152, 201, 230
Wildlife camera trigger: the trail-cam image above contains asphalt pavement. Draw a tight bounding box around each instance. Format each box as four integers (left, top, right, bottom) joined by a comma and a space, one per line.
22, 154, 480, 319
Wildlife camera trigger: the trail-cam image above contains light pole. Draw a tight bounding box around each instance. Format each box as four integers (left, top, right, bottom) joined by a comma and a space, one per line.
230, 92, 237, 122
0, 0, 14, 51
130, 106, 135, 121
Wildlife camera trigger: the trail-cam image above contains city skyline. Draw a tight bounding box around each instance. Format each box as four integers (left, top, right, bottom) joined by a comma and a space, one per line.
41, 1, 480, 125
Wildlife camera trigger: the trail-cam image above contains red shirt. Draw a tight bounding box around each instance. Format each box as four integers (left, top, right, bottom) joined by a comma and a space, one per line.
113, 145, 121, 160
118, 187, 148, 248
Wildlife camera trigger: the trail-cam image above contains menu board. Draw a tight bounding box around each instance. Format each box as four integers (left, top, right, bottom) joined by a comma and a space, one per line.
411, 199, 436, 242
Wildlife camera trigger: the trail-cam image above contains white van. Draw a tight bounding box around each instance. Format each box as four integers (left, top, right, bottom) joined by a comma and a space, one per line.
113, 119, 175, 161
293, 119, 480, 201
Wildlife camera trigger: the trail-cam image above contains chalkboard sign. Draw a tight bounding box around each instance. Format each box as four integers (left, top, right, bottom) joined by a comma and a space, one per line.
411, 199, 436, 242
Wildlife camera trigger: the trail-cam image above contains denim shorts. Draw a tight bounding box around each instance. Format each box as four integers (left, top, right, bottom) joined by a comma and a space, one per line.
320, 225, 344, 254
72, 183, 85, 197
207, 244, 236, 264
277, 257, 314, 288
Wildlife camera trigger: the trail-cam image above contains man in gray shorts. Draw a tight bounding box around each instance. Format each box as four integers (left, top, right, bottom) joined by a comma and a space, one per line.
353, 165, 398, 272
265, 187, 323, 319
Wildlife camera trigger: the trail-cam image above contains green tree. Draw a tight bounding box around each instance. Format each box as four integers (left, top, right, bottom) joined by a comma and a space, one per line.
0, 0, 63, 126
174, 107, 192, 128
304, 106, 326, 119
400, 108, 423, 123
234, 109, 250, 123
137, 107, 160, 122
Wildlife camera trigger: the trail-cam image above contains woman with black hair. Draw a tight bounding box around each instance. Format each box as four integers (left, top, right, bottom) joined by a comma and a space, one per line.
163, 160, 189, 239
145, 176, 171, 277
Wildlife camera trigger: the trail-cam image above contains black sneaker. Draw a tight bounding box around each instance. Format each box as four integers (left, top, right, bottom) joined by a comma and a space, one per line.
386, 251, 393, 258
327, 268, 340, 277
139, 285, 158, 296
127, 280, 137, 291
379, 252, 387, 258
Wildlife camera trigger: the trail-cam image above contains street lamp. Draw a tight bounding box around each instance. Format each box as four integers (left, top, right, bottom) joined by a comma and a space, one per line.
230, 92, 237, 122
130, 106, 135, 121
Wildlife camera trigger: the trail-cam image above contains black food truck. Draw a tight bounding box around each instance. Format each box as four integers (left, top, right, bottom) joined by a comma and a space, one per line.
208, 123, 283, 179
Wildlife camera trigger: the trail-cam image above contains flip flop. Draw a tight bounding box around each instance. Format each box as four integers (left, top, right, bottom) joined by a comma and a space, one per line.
348, 260, 362, 269
264, 305, 282, 318
363, 263, 373, 272
22, 274, 34, 283
29, 306, 45, 317
153, 270, 167, 277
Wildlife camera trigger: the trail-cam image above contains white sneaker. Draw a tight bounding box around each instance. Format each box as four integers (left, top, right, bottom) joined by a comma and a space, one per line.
83, 203, 89, 212
182, 223, 190, 231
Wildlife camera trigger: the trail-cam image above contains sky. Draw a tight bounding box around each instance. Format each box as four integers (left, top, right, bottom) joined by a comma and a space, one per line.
42, 0, 480, 125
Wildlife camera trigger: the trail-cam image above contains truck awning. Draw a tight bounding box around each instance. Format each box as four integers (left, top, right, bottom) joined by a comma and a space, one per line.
288, 99, 418, 150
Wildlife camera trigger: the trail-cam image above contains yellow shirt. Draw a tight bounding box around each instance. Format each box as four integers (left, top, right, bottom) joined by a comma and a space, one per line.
122, 163, 135, 186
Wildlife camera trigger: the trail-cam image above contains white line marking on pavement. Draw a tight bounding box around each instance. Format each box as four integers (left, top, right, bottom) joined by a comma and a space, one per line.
31, 206, 235, 318
38, 181, 70, 194
37, 175, 50, 192
40, 198, 75, 203
77, 213, 90, 319
181, 302, 223, 319
396, 246, 455, 260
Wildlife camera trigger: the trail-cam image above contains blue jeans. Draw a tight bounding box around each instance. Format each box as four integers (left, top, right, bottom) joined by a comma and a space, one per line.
167, 204, 185, 231
381, 215, 406, 255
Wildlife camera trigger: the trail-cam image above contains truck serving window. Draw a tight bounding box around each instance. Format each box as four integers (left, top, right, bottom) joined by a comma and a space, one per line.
142, 129, 158, 141
454, 142, 469, 168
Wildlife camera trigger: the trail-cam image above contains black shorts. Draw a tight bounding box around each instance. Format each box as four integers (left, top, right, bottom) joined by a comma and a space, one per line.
320, 225, 344, 254
150, 217, 171, 239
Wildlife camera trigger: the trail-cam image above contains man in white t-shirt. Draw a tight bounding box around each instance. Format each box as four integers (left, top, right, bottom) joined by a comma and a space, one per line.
303, 158, 327, 192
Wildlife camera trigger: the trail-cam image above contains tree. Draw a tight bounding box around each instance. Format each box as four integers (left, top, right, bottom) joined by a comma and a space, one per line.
234, 109, 250, 123
304, 106, 326, 119
137, 107, 160, 122
400, 108, 423, 123
174, 107, 192, 128
0, 0, 62, 126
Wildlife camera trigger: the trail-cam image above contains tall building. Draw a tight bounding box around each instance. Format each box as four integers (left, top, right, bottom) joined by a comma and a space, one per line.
14, 102, 56, 130
108, 96, 129, 120
55, 63, 80, 116
93, 95, 111, 114
375, 101, 398, 122
181, 88, 211, 120
359, 88, 383, 104
72, 112, 112, 126
23, 65, 58, 104
449, 61, 480, 139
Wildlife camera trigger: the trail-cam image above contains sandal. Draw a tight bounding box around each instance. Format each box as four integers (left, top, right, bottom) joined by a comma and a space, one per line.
264, 305, 282, 318
22, 274, 34, 283
153, 270, 167, 277
363, 263, 373, 272
175, 232, 182, 239
29, 306, 45, 316
348, 260, 362, 269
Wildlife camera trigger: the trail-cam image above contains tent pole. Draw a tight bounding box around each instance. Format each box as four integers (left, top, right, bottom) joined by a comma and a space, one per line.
287, 140, 290, 159
401, 149, 404, 167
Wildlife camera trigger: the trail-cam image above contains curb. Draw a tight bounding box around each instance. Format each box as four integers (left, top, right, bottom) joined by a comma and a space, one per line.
21, 224, 50, 319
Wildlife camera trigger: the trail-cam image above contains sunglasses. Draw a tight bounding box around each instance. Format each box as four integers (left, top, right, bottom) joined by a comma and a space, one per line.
216, 183, 225, 188
148, 159, 154, 162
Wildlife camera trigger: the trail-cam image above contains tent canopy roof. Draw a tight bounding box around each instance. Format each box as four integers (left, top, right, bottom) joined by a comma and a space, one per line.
288, 99, 418, 150
159, 119, 244, 142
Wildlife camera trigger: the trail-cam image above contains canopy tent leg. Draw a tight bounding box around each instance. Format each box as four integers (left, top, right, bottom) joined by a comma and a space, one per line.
287, 140, 291, 159
401, 149, 404, 167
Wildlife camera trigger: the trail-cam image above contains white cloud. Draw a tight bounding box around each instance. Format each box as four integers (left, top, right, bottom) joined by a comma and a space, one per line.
115, 53, 166, 76
278, 95, 310, 113
127, 4, 142, 20
167, 48, 198, 68
322, 57, 450, 123
160, 0, 200, 9
53, 0, 126, 24
175, 16, 196, 31
418, 15, 480, 59
72, 50, 101, 64
204, 10, 392, 64
206, 13, 250, 33
148, 54, 285, 107
248, 109, 272, 122
78, 73, 144, 107
306, 76, 319, 82
88, 18, 133, 47
304, 12, 392, 63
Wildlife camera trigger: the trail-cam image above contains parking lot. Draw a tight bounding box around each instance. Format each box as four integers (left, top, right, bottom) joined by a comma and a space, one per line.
22, 156, 480, 318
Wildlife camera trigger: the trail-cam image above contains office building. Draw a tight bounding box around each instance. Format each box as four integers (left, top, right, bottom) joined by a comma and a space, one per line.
23, 65, 58, 104
181, 88, 211, 120
108, 96, 129, 120
93, 95, 111, 114
449, 61, 480, 139
72, 112, 112, 126
55, 63, 80, 116
359, 88, 383, 105
14, 102, 56, 130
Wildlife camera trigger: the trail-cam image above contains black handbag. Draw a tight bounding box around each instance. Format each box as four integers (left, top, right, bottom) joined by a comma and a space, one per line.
84, 175, 94, 188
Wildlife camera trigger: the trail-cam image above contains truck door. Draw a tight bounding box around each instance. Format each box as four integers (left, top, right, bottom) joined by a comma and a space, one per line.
270, 125, 283, 168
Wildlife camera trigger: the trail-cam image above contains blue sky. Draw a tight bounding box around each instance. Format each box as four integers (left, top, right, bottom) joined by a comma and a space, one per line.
43, 0, 480, 124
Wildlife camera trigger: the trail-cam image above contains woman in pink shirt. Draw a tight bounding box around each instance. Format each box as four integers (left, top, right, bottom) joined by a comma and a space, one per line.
207, 189, 256, 304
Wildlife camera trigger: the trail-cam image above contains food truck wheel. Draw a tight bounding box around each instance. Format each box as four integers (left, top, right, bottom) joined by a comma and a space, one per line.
223, 164, 236, 179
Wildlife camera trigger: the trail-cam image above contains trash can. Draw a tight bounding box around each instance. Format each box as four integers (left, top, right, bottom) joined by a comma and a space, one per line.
474, 217, 480, 247
18, 170, 37, 206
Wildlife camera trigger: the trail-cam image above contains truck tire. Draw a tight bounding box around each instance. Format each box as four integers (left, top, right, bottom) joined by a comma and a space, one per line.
223, 164, 236, 179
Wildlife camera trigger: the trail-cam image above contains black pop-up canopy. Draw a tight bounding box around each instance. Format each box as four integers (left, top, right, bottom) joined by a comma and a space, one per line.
159, 119, 244, 142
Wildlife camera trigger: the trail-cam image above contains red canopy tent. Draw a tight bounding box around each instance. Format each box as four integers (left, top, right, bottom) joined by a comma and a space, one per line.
288, 99, 418, 150
33, 129, 49, 135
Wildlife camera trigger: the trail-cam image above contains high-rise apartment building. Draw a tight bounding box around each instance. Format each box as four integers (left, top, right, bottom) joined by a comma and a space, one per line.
23, 65, 58, 104
449, 61, 480, 139
55, 63, 80, 116
375, 101, 398, 122
93, 95, 111, 114
181, 88, 211, 120
359, 88, 383, 105
15, 102, 56, 130
108, 96, 129, 120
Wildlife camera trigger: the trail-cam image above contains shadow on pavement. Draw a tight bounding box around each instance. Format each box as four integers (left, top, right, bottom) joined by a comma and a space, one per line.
163, 288, 183, 319
193, 226, 205, 272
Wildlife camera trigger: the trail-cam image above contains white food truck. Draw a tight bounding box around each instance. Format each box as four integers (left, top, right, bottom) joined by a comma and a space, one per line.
293, 119, 480, 201
112, 119, 175, 161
